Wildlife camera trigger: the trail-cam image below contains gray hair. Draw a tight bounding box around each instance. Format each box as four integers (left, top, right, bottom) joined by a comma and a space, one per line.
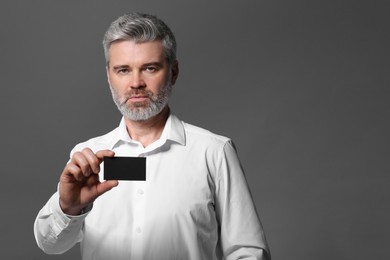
103, 13, 177, 66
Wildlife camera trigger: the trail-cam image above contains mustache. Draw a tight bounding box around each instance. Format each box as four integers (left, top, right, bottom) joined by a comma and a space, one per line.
120, 90, 154, 104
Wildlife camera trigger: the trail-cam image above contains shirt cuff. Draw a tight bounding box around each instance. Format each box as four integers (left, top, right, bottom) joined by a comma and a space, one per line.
49, 194, 91, 232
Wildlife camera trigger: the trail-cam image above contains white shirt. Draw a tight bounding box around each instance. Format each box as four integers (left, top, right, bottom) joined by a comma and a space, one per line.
34, 114, 270, 260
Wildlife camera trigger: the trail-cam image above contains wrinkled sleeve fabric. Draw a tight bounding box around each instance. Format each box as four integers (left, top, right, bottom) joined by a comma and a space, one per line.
34, 191, 89, 254
214, 140, 271, 260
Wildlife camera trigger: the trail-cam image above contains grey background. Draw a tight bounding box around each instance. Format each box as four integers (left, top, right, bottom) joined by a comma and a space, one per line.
0, 0, 389, 259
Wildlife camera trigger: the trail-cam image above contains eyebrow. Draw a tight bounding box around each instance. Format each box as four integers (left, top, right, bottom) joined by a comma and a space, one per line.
111, 62, 165, 71
112, 65, 129, 71
141, 62, 164, 68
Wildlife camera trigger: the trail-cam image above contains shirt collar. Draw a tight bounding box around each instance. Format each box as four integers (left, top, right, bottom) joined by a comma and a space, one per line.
108, 113, 186, 150
166, 113, 186, 146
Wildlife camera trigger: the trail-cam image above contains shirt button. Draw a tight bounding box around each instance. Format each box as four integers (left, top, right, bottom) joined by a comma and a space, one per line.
136, 227, 142, 233
137, 189, 144, 195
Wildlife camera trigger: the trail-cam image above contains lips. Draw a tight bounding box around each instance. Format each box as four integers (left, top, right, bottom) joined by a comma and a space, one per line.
129, 95, 148, 102
121, 90, 152, 105
130, 94, 148, 98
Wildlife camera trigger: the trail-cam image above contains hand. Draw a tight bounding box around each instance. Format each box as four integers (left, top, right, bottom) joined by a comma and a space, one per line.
59, 148, 118, 215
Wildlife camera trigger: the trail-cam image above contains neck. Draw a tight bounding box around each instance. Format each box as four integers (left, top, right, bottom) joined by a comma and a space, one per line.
124, 106, 170, 147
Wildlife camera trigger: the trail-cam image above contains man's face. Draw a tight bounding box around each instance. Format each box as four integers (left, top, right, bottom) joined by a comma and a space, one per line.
106, 40, 178, 121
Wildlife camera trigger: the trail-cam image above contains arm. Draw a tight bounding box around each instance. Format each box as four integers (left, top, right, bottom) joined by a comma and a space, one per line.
34, 148, 118, 254
215, 141, 271, 260
33, 192, 89, 254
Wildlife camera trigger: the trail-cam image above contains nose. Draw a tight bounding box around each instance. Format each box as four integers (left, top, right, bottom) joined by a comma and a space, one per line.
130, 71, 146, 89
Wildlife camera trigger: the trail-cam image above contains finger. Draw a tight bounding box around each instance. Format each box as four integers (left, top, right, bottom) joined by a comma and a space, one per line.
61, 163, 84, 182
81, 148, 101, 174
72, 151, 93, 177
95, 150, 116, 170
96, 180, 119, 197
96, 150, 115, 161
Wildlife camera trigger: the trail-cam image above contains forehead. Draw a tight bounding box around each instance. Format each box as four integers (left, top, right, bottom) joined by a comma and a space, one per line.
107, 40, 165, 65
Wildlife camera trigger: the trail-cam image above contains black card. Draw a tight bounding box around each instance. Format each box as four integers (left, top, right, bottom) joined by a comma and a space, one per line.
103, 156, 146, 181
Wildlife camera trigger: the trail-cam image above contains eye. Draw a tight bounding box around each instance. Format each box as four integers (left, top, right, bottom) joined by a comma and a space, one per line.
117, 68, 129, 74
144, 66, 159, 73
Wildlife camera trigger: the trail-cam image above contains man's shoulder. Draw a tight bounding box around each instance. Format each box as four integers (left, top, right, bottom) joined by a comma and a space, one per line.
181, 120, 231, 146
70, 127, 119, 154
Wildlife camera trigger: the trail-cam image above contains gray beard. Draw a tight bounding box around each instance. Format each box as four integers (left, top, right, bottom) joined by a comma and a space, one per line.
109, 83, 172, 121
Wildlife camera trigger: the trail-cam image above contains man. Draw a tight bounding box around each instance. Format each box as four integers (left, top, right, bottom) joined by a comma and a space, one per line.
34, 13, 270, 260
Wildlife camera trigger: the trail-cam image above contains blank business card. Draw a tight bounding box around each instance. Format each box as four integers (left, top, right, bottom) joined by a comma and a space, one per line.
104, 156, 146, 181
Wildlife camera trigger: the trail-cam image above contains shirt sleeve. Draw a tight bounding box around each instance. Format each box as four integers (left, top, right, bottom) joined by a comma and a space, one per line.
214, 140, 271, 260
33, 191, 90, 254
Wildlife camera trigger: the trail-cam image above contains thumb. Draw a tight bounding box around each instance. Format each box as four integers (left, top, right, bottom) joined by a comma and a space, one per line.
96, 180, 119, 196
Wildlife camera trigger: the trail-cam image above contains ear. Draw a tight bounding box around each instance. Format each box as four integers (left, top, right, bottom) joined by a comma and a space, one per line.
170, 60, 179, 85
106, 64, 112, 86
